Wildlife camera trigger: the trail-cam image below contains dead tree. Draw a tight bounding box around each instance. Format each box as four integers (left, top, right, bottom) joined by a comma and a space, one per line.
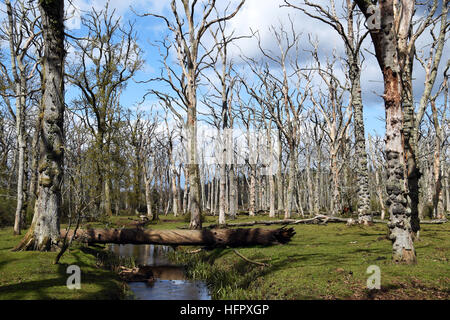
201, 17, 245, 225
355, 0, 416, 263
141, 0, 245, 229
62, 227, 295, 247
67, 3, 143, 216
308, 45, 353, 216
0, 0, 40, 235
284, 0, 372, 224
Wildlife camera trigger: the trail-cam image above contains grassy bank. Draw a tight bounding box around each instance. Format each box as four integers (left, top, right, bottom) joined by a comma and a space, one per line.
0, 213, 448, 300
0, 227, 129, 299
165, 216, 449, 300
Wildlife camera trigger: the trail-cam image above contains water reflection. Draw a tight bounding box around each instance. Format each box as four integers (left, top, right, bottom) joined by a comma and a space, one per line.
128, 280, 211, 300
107, 244, 211, 300
108, 244, 173, 266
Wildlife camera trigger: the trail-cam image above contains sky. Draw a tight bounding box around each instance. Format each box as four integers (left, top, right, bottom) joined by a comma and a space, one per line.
1, 0, 448, 139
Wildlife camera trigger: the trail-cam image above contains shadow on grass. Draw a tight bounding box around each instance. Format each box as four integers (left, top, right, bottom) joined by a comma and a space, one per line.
0, 243, 124, 300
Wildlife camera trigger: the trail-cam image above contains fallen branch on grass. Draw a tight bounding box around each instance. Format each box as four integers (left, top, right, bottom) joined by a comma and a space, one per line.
179, 215, 448, 229
231, 248, 270, 267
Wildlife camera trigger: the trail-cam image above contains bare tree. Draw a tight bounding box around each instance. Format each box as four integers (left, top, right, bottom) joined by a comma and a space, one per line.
308, 44, 353, 216
141, 0, 245, 229
283, 0, 372, 224
355, 0, 416, 263
0, 0, 40, 234
67, 3, 143, 216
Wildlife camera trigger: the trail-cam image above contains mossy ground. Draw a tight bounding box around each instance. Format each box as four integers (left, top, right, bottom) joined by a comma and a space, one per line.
0, 213, 448, 300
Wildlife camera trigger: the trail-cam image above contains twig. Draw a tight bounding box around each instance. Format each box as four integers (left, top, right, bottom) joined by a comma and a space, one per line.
231, 248, 269, 267
187, 248, 203, 254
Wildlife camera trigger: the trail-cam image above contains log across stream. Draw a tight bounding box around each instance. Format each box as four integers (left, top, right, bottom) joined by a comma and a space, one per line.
108, 244, 211, 300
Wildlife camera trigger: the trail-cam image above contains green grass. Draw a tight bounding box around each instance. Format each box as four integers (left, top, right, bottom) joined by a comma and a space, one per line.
0, 212, 448, 300
0, 228, 128, 300
164, 214, 450, 300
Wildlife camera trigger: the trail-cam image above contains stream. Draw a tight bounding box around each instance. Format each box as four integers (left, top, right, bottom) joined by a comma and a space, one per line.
108, 244, 211, 300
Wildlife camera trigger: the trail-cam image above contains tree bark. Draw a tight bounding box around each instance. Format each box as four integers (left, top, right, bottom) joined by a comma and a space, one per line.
14, 0, 65, 251
356, 0, 416, 263
229, 164, 237, 219
352, 74, 371, 224
277, 132, 284, 215
284, 143, 296, 219
62, 227, 296, 247
249, 164, 256, 216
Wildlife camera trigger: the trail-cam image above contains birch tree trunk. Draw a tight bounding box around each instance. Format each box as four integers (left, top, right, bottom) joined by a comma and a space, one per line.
14, 0, 65, 251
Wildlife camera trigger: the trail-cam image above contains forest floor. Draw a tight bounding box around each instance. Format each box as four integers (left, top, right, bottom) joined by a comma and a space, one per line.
0, 213, 448, 299
0, 227, 128, 299
145, 213, 449, 300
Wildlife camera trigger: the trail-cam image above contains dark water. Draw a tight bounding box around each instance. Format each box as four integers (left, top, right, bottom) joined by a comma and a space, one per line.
108, 244, 211, 300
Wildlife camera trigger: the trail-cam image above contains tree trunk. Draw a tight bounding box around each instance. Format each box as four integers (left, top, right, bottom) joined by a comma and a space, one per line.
430, 99, 445, 218
375, 169, 387, 220
14, 0, 65, 251
209, 178, 214, 214
183, 167, 189, 214
330, 149, 341, 215
28, 106, 42, 205
444, 160, 450, 213
284, 143, 295, 219
219, 162, 227, 225
356, 0, 417, 263
314, 154, 321, 215
171, 163, 178, 216
352, 73, 371, 224
277, 134, 284, 216
144, 177, 152, 218
306, 153, 314, 215
249, 165, 256, 216
187, 85, 202, 229
229, 164, 237, 219
63, 227, 296, 247
104, 178, 113, 216
13, 128, 27, 235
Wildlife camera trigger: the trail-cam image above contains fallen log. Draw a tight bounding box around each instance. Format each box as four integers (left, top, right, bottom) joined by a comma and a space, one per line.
191, 215, 347, 229
61, 227, 295, 247
186, 215, 448, 229
179, 215, 329, 229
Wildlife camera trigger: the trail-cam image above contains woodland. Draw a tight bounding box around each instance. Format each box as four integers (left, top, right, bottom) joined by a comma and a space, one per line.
0, 0, 448, 300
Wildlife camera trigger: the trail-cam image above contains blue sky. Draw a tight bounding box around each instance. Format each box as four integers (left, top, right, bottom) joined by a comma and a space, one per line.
59, 0, 448, 139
